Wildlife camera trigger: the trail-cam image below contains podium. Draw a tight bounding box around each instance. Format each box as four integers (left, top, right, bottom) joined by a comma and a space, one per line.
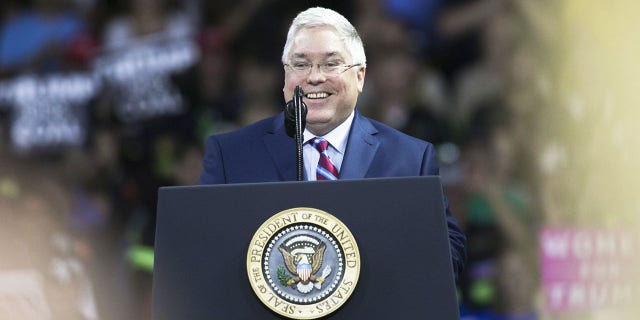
152, 177, 459, 319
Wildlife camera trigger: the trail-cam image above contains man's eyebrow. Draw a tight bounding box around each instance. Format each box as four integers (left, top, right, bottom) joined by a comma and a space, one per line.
292, 53, 308, 59
290, 52, 344, 59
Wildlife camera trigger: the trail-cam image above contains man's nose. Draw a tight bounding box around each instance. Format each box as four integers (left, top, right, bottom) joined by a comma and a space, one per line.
306, 64, 327, 83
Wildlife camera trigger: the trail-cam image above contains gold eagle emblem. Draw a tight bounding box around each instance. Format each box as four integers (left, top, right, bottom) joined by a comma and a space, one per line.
278, 242, 331, 293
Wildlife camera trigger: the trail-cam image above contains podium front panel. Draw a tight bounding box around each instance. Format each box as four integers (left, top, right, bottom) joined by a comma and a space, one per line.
152, 177, 459, 319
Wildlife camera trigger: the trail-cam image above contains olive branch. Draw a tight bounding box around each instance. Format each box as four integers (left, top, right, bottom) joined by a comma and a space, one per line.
277, 266, 292, 286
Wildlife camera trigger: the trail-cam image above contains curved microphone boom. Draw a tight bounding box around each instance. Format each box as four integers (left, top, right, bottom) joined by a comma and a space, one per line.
284, 86, 307, 181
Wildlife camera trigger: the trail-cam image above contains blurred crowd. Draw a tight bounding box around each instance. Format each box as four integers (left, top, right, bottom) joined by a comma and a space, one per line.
3, 0, 634, 319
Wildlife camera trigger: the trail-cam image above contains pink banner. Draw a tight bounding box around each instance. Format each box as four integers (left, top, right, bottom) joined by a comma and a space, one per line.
541, 228, 639, 312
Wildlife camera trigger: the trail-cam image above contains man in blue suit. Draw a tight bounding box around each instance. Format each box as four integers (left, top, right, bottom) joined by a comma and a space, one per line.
200, 7, 466, 278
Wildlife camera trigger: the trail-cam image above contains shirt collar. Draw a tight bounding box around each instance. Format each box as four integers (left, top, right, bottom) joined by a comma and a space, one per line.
303, 111, 354, 154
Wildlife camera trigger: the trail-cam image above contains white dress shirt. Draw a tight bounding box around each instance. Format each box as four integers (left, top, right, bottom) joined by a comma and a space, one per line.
302, 111, 354, 181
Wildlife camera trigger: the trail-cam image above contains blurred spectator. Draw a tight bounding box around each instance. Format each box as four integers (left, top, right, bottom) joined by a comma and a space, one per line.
0, 0, 88, 75
430, 0, 503, 87
192, 27, 237, 135
0, 156, 99, 319
452, 5, 515, 128
102, 0, 195, 51
355, 0, 412, 57
382, 0, 444, 54
354, 1, 451, 145
235, 55, 282, 127
172, 142, 203, 186
458, 115, 539, 319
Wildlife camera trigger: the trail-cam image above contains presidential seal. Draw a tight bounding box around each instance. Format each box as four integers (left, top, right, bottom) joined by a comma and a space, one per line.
247, 207, 360, 319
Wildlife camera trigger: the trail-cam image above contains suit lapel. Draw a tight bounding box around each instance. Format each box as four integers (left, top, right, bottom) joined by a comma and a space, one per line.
263, 114, 297, 181
340, 111, 379, 179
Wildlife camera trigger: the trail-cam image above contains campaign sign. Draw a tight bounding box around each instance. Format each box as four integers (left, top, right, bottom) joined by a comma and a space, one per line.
541, 227, 639, 312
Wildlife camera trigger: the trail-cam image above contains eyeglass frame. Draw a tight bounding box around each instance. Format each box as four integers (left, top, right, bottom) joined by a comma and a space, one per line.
283, 61, 363, 76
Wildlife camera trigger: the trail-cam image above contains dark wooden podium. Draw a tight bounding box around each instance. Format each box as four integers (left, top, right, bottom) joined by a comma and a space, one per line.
152, 177, 459, 319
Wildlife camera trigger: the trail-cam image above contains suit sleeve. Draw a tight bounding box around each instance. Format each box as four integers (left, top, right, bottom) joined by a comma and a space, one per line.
421, 143, 467, 280
199, 135, 226, 185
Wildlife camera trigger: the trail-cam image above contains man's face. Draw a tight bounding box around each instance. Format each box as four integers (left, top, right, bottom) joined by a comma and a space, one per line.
283, 26, 365, 136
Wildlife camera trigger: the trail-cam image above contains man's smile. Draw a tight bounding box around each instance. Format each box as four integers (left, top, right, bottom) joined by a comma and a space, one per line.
304, 91, 331, 99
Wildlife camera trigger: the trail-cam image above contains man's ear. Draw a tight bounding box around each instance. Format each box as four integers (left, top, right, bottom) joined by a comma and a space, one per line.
357, 67, 366, 93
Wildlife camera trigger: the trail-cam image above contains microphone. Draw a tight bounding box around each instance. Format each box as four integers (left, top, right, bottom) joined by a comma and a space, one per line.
284, 86, 307, 138
284, 86, 307, 181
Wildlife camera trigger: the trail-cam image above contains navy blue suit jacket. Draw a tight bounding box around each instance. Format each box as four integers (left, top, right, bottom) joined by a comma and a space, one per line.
199, 110, 466, 277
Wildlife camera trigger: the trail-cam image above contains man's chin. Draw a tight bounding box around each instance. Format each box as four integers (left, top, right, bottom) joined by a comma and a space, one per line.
305, 120, 334, 136
305, 114, 332, 126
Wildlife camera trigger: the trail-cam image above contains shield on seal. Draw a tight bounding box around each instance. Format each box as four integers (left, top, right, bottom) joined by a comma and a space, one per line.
297, 262, 312, 281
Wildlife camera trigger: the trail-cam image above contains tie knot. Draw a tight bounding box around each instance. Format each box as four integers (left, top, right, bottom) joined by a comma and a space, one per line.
310, 137, 329, 152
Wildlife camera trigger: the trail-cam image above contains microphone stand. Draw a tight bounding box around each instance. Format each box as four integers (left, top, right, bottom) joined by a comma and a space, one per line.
284, 86, 307, 181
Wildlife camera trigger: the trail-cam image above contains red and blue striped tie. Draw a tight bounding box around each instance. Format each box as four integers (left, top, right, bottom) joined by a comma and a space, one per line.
310, 137, 339, 180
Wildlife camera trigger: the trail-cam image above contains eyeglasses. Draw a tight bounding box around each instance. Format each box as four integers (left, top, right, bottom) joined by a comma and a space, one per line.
284, 62, 362, 76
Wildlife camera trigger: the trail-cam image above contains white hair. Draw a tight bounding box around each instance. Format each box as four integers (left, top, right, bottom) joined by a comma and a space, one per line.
281, 7, 367, 67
